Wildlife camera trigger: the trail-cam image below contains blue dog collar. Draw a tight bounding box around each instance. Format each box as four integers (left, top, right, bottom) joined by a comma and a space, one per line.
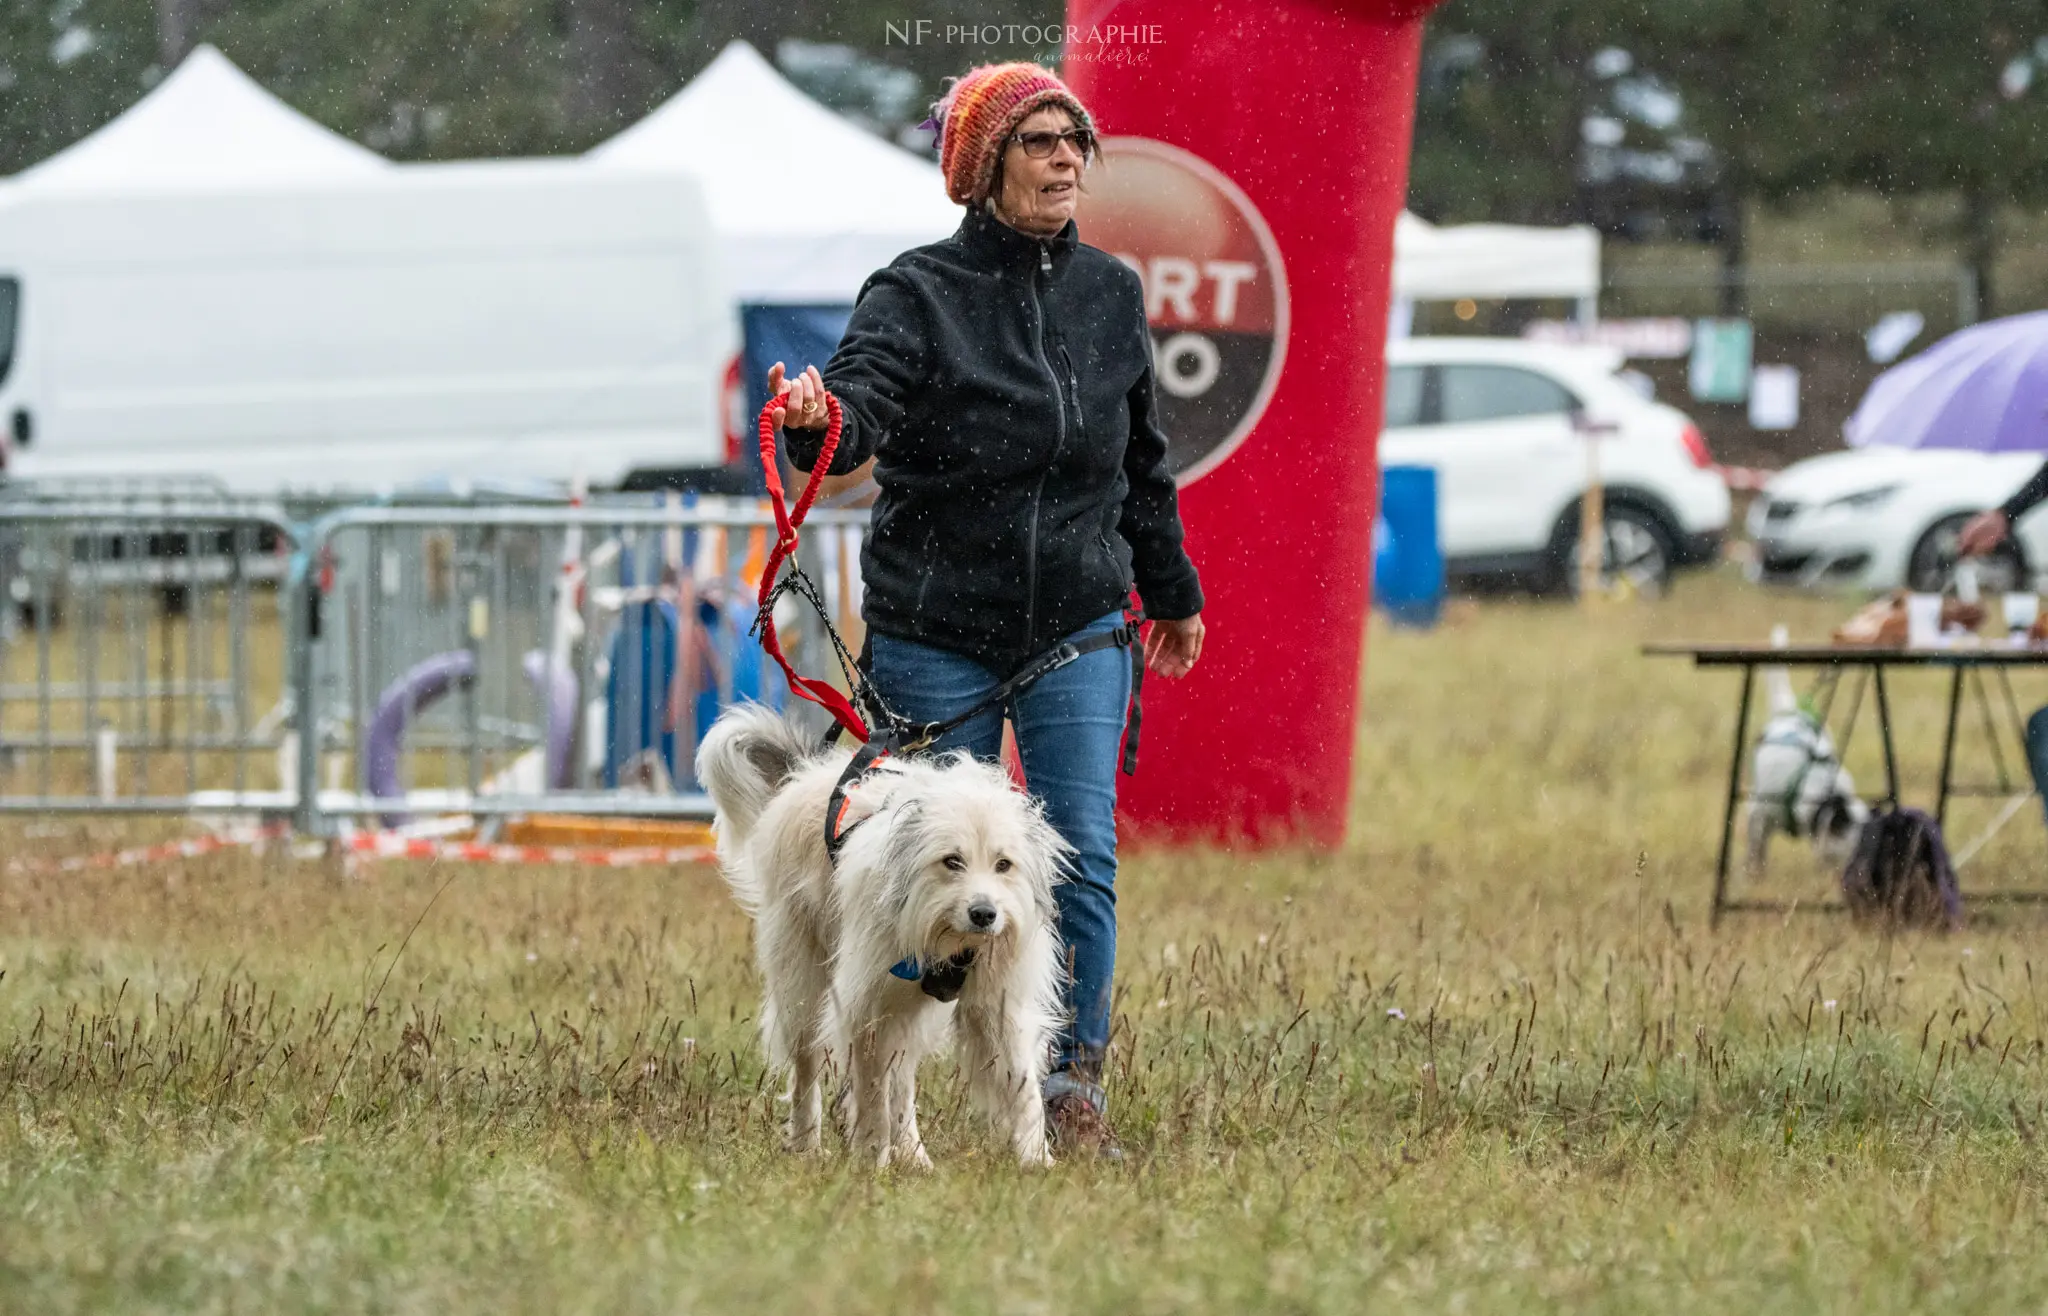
887, 948, 977, 1002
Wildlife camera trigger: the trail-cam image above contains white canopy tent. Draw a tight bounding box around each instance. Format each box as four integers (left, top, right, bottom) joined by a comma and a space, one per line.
588, 41, 960, 304
16, 44, 387, 192
21, 42, 1596, 308
1392, 210, 1601, 309
591, 44, 1600, 313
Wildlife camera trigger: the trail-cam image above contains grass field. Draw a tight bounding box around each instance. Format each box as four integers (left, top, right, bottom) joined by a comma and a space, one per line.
6, 568, 2048, 1312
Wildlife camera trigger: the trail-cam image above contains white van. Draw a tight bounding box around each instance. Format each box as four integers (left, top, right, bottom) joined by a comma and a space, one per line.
0, 161, 735, 494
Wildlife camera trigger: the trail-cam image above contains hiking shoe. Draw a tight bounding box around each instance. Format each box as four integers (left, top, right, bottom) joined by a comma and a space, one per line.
1044, 1080, 1123, 1162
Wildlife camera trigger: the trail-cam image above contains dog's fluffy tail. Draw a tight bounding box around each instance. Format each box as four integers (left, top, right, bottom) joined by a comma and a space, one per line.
695, 703, 817, 846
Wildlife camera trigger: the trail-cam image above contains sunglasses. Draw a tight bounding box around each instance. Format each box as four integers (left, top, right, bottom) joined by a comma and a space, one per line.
1011, 128, 1097, 161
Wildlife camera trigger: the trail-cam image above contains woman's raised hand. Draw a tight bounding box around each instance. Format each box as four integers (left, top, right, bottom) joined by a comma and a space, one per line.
1145, 614, 1204, 679
767, 362, 830, 431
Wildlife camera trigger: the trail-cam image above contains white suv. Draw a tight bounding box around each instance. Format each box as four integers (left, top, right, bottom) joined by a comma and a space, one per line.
1381, 338, 1730, 593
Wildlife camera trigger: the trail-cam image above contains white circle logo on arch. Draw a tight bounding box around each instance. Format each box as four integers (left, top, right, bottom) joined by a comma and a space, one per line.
1074, 136, 1290, 487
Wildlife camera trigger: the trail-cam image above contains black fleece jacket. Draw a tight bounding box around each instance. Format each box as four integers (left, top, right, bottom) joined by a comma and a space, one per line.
783, 203, 1203, 676
1998, 459, 2048, 523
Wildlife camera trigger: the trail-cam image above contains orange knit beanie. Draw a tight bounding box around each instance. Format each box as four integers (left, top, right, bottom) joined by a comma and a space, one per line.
930, 62, 1096, 208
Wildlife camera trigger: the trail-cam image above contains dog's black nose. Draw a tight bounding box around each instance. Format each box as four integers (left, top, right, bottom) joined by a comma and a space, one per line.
968, 901, 998, 929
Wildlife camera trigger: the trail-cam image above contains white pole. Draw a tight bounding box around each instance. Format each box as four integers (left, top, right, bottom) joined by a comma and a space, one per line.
94, 723, 117, 801
1575, 413, 1621, 604
1578, 431, 1605, 603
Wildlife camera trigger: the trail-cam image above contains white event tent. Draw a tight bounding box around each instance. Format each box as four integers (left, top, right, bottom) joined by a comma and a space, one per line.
15, 41, 1598, 313
1393, 210, 1601, 312
589, 41, 960, 304
16, 45, 388, 192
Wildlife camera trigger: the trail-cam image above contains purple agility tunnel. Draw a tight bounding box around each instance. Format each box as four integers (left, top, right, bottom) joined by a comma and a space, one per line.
363, 649, 577, 829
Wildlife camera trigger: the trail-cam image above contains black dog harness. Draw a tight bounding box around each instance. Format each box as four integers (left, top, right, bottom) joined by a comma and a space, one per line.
823, 612, 1146, 863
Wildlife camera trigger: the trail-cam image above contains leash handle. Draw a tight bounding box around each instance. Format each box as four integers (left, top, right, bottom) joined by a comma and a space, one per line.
757, 388, 843, 547
755, 389, 870, 742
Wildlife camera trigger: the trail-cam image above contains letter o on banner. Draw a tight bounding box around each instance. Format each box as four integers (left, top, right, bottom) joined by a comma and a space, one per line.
1155, 332, 1222, 400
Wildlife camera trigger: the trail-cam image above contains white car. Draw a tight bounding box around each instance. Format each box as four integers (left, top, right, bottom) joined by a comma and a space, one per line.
1749, 447, 2048, 592
1381, 338, 1730, 593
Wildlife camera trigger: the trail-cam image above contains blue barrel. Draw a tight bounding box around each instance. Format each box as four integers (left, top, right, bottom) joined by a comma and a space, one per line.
1374, 465, 1444, 628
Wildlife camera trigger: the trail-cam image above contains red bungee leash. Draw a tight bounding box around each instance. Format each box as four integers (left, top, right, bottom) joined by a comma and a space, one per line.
753, 388, 871, 742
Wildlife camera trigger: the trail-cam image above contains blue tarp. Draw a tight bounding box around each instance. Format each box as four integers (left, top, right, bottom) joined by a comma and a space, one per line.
738, 303, 854, 492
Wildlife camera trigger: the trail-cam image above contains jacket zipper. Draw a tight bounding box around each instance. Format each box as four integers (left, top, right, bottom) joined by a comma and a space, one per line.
1063, 345, 1084, 440
911, 521, 940, 614
1023, 237, 1067, 650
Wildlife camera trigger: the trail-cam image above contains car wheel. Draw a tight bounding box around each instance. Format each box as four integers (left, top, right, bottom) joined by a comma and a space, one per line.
1907, 514, 2026, 593
1548, 501, 1676, 598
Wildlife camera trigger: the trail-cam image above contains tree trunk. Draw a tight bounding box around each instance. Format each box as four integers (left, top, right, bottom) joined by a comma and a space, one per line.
155, 0, 223, 67
1962, 178, 1996, 322
689, 0, 785, 56
1716, 189, 1746, 319
564, 0, 659, 132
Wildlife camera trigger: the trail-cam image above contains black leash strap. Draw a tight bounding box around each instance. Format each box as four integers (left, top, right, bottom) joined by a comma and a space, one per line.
1123, 635, 1145, 776
822, 611, 1148, 864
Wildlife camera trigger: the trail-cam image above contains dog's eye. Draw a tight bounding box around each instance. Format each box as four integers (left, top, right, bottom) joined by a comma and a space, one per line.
942, 854, 966, 872
993, 857, 1013, 873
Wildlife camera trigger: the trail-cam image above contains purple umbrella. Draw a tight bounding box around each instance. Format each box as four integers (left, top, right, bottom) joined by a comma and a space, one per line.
1845, 310, 2048, 452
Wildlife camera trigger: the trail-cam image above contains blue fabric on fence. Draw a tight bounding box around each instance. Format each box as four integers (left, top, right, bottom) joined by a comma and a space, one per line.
604, 595, 680, 789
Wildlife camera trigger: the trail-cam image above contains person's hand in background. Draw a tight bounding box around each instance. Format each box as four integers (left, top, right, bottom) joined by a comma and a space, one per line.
1958, 509, 2011, 558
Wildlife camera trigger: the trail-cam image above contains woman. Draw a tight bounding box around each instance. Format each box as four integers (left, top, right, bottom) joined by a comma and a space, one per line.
771, 61, 1204, 1155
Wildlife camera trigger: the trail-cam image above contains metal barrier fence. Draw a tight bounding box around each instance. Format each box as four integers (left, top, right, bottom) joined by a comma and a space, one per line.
0, 498, 298, 813
0, 494, 871, 834
286, 499, 865, 836
0, 473, 236, 503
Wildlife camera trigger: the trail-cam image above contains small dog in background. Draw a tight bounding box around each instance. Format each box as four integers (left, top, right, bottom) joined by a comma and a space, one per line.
695, 704, 1069, 1169
1746, 646, 1870, 878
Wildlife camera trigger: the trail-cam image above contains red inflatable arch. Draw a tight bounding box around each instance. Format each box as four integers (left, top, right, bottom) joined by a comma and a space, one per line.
1065, 0, 1444, 846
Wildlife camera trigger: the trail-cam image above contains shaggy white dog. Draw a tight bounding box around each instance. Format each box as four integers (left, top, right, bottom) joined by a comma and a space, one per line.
695, 703, 1069, 1169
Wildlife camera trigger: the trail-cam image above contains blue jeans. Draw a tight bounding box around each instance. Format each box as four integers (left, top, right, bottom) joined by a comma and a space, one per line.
865, 612, 1132, 1085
